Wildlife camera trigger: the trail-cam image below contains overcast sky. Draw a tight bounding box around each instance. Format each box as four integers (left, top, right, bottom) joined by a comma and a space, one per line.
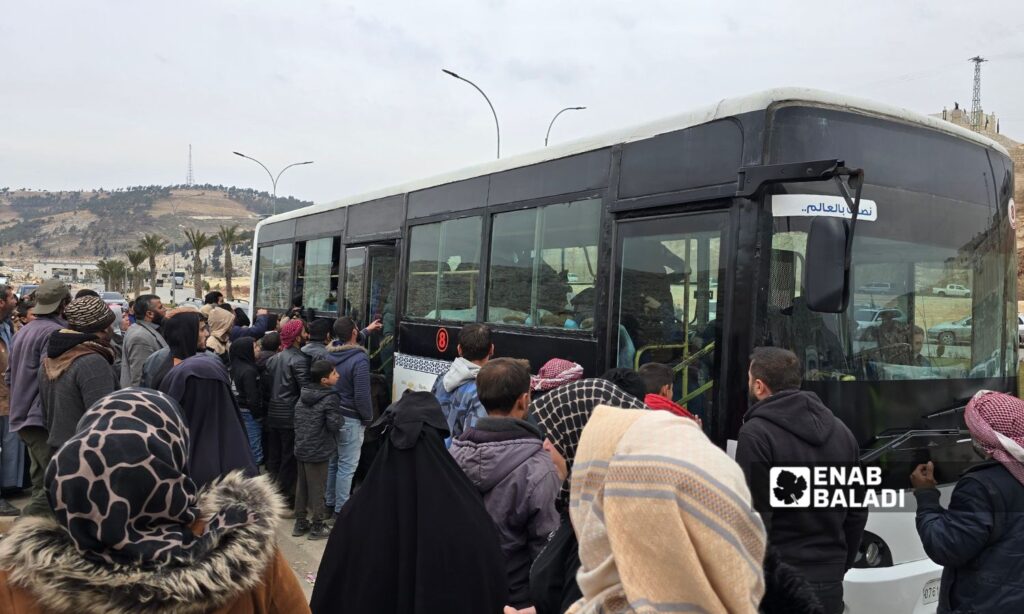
2, 1, 1021, 204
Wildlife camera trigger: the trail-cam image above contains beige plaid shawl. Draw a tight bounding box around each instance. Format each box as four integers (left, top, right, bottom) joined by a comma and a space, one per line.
569, 405, 766, 614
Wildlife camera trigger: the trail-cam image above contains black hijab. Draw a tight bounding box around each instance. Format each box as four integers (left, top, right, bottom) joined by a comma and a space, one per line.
310, 391, 508, 614
163, 311, 202, 361
160, 354, 257, 489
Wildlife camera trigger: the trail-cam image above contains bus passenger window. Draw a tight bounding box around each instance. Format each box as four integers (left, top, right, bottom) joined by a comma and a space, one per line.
486, 198, 601, 329
256, 243, 293, 310
301, 237, 340, 312
404, 217, 482, 321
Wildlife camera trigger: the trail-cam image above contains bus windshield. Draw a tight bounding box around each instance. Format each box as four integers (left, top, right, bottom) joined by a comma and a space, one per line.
767, 181, 1015, 484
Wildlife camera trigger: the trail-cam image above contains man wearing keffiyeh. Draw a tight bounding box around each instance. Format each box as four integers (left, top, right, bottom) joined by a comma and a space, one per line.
911, 390, 1024, 613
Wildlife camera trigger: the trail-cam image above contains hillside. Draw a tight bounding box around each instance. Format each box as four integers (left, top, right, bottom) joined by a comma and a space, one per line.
0, 184, 312, 263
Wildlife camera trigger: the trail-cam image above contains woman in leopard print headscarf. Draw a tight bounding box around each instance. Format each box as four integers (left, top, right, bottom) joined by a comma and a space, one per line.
0, 388, 309, 613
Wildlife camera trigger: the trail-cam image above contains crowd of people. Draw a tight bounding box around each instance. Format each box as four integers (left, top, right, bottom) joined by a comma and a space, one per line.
0, 283, 1021, 613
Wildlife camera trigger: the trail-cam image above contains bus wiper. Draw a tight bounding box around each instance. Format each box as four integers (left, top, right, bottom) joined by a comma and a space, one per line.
921, 403, 967, 420
860, 427, 970, 463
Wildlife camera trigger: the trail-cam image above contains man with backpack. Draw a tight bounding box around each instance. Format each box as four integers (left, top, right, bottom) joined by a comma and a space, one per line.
431, 323, 493, 443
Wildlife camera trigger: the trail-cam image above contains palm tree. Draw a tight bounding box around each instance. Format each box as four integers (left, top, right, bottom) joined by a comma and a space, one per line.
138, 234, 169, 294
106, 260, 128, 293
126, 250, 147, 298
183, 229, 216, 298
95, 260, 112, 290
217, 224, 241, 300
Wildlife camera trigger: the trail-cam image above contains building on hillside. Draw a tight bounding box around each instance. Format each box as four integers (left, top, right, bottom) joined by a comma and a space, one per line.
32, 259, 99, 283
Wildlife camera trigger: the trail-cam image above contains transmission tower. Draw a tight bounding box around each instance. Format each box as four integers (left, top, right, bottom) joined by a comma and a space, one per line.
186, 144, 195, 186
968, 56, 987, 132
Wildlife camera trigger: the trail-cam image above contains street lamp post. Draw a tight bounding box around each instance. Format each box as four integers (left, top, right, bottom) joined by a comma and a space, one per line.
232, 152, 314, 216
442, 69, 501, 159
545, 106, 586, 146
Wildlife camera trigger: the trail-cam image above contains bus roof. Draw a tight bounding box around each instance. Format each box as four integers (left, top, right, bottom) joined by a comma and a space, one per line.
258, 87, 1010, 230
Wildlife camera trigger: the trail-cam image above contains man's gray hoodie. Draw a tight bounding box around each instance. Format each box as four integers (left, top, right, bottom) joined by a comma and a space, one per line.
449, 417, 561, 608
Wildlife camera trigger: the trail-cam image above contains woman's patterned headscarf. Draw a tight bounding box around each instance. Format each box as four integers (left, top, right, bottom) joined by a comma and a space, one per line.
45, 388, 252, 568
531, 378, 647, 507
965, 390, 1024, 486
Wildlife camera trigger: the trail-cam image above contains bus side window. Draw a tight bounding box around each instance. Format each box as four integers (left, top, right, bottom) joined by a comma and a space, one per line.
486, 198, 601, 329
405, 217, 482, 321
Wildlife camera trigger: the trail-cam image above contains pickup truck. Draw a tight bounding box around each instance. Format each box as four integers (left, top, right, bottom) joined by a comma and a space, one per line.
932, 284, 971, 297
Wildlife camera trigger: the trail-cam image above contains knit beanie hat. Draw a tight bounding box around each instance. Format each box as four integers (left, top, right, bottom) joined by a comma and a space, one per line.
64, 296, 116, 333
279, 319, 305, 350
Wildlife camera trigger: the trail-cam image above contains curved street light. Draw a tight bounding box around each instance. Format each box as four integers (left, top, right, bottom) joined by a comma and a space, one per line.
442, 69, 501, 159
545, 106, 586, 146
232, 152, 314, 216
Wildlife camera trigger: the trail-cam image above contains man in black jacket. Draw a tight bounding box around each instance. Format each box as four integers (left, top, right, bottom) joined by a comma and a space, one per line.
264, 319, 310, 509
736, 347, 867, 614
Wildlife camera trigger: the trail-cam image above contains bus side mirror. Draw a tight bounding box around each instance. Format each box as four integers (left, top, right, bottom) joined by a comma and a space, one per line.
804, 216, 850, 313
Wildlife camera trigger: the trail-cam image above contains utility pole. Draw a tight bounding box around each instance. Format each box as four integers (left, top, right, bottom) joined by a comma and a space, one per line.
968, 56, 987, 133
186, 144, 195, 186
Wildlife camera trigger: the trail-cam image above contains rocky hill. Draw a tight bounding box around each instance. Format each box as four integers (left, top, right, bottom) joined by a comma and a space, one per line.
0, 184, 312, 263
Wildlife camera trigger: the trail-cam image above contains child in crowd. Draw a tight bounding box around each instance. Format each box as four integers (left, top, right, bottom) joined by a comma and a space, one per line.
292, 360, 343, 540
638, 362, 699, 423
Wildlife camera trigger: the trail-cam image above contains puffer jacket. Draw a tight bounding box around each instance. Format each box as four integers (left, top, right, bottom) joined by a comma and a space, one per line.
264, 348, 310, 430
449, 417, 561, 608
0, 473, 310, 614
431, 357, 486, 440
916, 459, 1024, 614
325, 344, 372, 425
293, 384, 343, 463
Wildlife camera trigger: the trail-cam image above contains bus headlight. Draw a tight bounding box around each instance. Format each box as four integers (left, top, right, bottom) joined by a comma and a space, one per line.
853, 531, 893, 568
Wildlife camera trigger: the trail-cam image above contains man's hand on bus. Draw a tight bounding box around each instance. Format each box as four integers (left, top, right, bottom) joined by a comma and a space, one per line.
256, 308, 268, 316
910, 461, 937, 490
365, 318, 383, 333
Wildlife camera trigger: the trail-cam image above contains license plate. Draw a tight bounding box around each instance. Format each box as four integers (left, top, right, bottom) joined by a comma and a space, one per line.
922, 578, 941, 605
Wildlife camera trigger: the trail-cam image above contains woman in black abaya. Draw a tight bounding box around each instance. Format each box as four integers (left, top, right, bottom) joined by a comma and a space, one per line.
159, 311, 257, 489
310, 391, 507, 614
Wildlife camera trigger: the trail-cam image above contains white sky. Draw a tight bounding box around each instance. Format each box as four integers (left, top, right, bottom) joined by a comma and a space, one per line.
1, 1, 1021, 203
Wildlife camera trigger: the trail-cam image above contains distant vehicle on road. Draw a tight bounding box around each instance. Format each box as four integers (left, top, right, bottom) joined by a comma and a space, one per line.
932, 283, 971, 297
100, 292, 129, 311
16, 284, 38, 299
857, 282, 892, 294
928, 316, 973, 345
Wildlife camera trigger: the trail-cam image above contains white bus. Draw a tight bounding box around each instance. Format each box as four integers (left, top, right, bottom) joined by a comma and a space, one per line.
251, 88, 1016, 613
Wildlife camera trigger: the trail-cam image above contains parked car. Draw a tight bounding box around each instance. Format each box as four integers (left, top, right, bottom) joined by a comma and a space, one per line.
931, 284, 971, 297
855, 307, 907, 339
100, 292, 129, 311
857, 282, 893, 294
16, 284, 38, 299
928, 316, 973, 345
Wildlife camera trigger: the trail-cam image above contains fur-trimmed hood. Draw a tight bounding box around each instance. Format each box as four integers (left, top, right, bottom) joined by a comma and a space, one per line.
0, 472, 284, 614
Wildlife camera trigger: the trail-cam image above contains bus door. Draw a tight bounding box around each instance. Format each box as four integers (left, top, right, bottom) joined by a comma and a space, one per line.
342, 243, 399, 394
612, 211, 728, 423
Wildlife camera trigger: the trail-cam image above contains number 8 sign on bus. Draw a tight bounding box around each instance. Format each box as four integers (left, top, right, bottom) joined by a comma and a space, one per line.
436, 328, 449, 353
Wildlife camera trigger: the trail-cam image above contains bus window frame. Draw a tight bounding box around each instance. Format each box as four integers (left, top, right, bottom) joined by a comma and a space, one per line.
483, 195, 605, 332
253, 240, 299, 312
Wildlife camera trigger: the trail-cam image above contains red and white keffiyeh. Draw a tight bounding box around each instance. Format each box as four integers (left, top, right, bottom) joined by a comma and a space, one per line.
965, 390, 1024, 486
530, 358, 585, 392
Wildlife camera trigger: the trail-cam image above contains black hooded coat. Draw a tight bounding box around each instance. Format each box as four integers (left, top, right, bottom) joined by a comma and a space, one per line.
310, 391, 507, 614
160, 353, 258, 489
735, 388, 868, 583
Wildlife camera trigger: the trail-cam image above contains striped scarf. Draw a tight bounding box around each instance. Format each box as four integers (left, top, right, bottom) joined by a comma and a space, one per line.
569, 405, 766, 614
